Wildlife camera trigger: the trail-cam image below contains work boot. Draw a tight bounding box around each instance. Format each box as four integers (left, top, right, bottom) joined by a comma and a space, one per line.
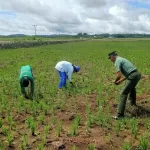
130, 103, 137, 106
112, 113, 124, 120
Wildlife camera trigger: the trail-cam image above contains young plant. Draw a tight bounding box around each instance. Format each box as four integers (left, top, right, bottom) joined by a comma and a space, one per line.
0, 118, 3, 128
37, 113, 45, 125
74, 115, 81, 126
97, 109, 105, 127
1, 127, 8, 136
121, 142, 131, 150
85, 101, 91, 115
51, 114, 56, 125
7, 115, 14, 130
96, 94, 101, 107
88, 144, 95, 150
37, 143, 44, 150
121, 118, 127, 129
115, 121, 121, 136
139, 135, 149, 150
70, 115, 82, 136
72, 145, 78, 150
20, 134, 28, 150
41, 133, 47, 146
86, 114, 95, 128
42, 103, 49, 115
30, 120, 37, 136
30, 101, 38, 116
6, 133, 13, 147
26, 117, 34, 128
55, 121, 62, 137
25, 117, 37, 136
44, 124, 51, 136
0, 141, 4, 149
146, 120, 150, 131
130, 118, 138, 138
17, 97, 26, 113
70, 123, 78, 136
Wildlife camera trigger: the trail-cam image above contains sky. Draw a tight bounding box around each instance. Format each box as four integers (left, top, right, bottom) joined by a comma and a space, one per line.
0, 0, 150, 35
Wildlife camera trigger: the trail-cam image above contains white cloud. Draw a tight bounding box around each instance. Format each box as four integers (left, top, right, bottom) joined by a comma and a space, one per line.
0, 0, 150, 35
109, 5, 126, 16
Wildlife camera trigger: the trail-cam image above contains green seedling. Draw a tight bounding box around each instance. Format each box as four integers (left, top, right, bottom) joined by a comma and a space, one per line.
70, 123, 77, 136
30, 120, 37, 136
37, 114, 45, 125
25, 117, 37, 136
44, 124, 51, 136
70, 115, 82, 136
115, 121, 121, 136
121, 142, 131, 150
139, 135, 149, 150
51, 114, 56, 125
7, 115, 14, 130
75, 115, 81, 126
20, 134, 28, 150
37, 143, 44, 150
41, 133, 47, 146
86, 114, 95, 128
88, 144, 95, 150
1, 127, 8, 136
97, 109, 105, 127
26, 117, 34, 128
0, 118, 3, 128
30, 101, 38, 116
0, 141, 4, 150
43, 103, 49, 115
55, 121, 62, 137
72, 145, 78, 150
6, 133, 13, 147
130, 118, 138, 138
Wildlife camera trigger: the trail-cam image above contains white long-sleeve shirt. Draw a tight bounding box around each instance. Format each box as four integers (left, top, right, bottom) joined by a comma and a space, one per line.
55, 61, 73, 82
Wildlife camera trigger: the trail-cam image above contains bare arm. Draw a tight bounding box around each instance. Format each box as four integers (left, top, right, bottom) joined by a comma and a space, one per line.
116, 77, 127, 84
114, 72, 126, 85
114, 71, 122, 84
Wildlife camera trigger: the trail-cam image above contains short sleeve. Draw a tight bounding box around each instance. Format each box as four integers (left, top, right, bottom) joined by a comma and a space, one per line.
115, 59, 122, 72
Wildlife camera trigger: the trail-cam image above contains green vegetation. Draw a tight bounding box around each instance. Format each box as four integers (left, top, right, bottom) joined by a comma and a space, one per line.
0, 39, 150, 149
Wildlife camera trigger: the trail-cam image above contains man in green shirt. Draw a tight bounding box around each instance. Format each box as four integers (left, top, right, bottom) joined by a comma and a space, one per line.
108, 51, 141, 119
19, 65, 34, 99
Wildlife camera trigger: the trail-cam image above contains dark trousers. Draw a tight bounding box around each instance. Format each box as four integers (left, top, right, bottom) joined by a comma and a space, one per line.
117, 71, 141, 115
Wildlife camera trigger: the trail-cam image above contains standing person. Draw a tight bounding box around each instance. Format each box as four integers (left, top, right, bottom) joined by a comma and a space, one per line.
19, 65, 34, 99
108, 51, 141, 119
55, 61, 80, 89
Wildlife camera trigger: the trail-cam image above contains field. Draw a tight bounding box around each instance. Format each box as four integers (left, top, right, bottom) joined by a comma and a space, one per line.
0, 39, 150, 150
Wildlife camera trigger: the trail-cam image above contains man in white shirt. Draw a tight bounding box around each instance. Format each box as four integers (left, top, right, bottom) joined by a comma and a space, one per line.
55, 61, 80, 89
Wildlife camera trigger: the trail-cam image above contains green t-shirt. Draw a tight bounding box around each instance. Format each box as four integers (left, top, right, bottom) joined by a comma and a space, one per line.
115, 56, 137, 77
20, 65, 34, 96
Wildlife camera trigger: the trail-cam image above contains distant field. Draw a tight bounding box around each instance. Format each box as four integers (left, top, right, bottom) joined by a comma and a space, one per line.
0, 36, 150, 42
0, 36, 85, 49
0, 36, 80, 42
0, 39, 150, 150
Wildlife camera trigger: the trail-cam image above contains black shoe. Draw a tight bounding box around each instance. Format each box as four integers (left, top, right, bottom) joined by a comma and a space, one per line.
131, 103, 137, 106
112, 114, 124, 120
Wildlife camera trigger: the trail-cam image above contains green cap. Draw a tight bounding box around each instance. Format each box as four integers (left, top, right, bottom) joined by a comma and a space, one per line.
108, 51, 117, 59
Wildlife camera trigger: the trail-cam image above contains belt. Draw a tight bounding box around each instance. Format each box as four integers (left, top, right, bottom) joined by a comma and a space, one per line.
127, 69, 138, 77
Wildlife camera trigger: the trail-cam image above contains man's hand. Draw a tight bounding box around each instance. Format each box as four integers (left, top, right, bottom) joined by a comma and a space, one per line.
114, 81, 119, 85
115, 81, 121, 85
114, 77, 126, 85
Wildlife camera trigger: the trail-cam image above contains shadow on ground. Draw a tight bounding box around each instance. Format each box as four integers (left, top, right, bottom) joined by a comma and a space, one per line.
126, 104, 150, 118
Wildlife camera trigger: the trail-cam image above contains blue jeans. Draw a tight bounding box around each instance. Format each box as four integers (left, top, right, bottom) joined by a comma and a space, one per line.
57, 71, 67, 88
